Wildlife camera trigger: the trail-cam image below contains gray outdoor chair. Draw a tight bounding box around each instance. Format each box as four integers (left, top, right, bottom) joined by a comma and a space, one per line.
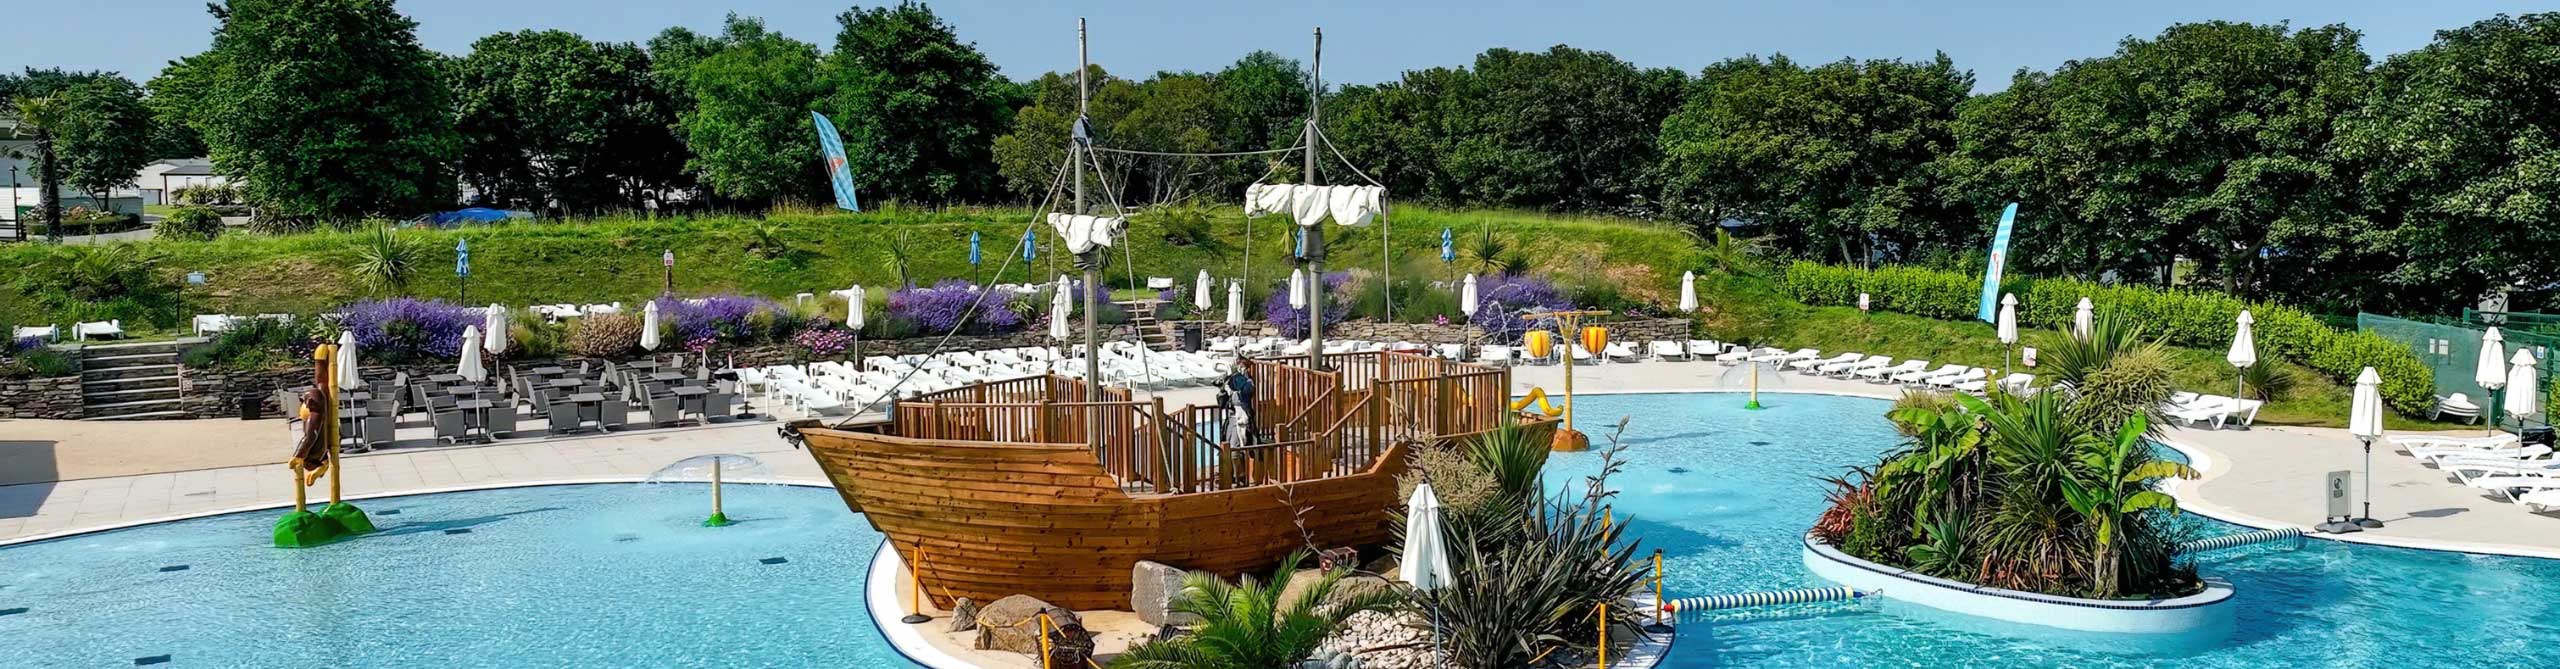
483, 406, 519, 438
361, 412, 396, 450
546, 403, 581, 435
648, 395, 684, 427
704, 391, 737, 420
599, 399, 629, 431
430, 410, 469, 444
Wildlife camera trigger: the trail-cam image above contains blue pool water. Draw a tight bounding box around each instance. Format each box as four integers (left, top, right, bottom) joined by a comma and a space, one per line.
0, 484, 913, 669
1555, 393, 2560, 668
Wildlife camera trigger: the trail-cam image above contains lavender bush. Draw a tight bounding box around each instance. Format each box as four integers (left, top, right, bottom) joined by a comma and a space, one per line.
794, 327, 855, 357
654, 294, 783, 344
889, 280, 1025, 335
1265, 272, 1353, 338
338, 298, 480, 362
1471, 275, 1572, 343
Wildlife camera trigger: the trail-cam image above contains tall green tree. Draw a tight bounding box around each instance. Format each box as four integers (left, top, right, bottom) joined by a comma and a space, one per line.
821, 1, 1013, 203
53, 77, 155, 209
449, 30, 687, 214
991, 65, 1132, 204
2335, 13, 2560, 314
194, 0, 459, 224
1328, 47, 1685, 212
1656, 54, 1973, 261
10, 95, 67, 241
144, 55, 217, 159
666, 15, 826, 205
2038, 22, 2369, 295
1213, 51, 1309, 151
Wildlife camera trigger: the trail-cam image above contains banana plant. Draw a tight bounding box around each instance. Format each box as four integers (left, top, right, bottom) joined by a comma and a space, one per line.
2057, 415, 2197, 598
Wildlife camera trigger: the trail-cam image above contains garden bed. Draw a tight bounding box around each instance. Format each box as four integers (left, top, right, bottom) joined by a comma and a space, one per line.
1802, 534, 2234, 636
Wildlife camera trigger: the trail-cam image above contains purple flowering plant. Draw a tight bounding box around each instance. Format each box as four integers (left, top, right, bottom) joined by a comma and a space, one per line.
889, 280, 1024, 335
654, 294, 780, 345
337, 298, 480, 362
1469, 275, 1571, 343
1264, 272, 1353, 338
794, 327, 855, 357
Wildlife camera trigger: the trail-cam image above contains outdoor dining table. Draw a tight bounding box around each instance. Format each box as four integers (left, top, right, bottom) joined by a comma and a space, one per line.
566, 392, 608, 429
427, 374, 465, 385
671, 385, 709, 419
527, 366, 565, 376
455, 399, 495, 441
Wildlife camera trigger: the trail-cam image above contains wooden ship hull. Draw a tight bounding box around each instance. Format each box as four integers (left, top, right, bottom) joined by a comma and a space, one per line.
794, 352, 1544, 610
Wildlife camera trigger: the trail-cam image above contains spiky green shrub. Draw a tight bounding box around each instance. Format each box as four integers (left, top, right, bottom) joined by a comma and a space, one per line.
1111, 549, 1402, 669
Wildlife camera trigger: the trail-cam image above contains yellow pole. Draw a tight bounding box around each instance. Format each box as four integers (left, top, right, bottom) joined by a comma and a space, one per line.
1653, 549, 1665, 626
1597, 601, 1608, 669
1560, 313, 1576, 434
1038, 612, 1055, 669
320, 344, 341, 505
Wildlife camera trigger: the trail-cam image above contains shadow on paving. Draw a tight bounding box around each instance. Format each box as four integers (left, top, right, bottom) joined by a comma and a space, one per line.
0, 439, 60, 519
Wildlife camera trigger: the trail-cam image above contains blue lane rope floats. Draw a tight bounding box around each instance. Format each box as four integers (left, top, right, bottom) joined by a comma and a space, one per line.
1662, 586, 1865, 612
2176, 527, 2305, 555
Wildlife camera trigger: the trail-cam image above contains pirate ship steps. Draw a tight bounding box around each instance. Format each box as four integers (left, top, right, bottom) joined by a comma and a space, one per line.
793, 352, 1548, 610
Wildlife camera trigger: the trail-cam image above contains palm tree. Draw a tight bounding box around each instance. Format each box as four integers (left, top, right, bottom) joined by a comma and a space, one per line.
2058, 415, 2197, 598
1461, 223, 1531, 277
1112, 548, 1403, 669
11, 95, 66, 242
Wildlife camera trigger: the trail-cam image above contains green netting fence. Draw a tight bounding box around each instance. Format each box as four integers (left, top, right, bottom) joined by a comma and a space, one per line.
2359, 313, 2555, 426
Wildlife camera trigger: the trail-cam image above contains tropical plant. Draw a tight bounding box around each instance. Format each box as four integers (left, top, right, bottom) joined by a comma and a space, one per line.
1416, 420, 1650, 668
2239, 363, 2295, 402
1698, 227, 1769, 275
1460, 223, 1533, 277
2057, 414, 2198, 597
10, 244, 182, 328
1110, 548, 1402, 669
353, 225, 423, 295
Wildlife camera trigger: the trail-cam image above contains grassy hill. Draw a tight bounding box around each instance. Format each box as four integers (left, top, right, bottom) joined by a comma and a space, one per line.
0, 205, 2445, 428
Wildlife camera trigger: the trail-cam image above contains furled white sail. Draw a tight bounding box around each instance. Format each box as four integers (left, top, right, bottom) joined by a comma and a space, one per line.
1244, 183, 1385, 227
1046, 213, 1124, 254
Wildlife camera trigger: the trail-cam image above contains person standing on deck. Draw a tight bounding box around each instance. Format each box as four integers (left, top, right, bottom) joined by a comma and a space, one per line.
1223, 361, 1257, 447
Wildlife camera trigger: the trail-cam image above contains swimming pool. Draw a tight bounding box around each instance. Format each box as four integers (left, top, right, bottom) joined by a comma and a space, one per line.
1554, 393, 2560, 668
0, 483, 916, 669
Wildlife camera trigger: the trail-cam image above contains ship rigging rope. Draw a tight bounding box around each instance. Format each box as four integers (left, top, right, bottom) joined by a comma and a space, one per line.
826, 151, 1075, 430
1080, 143, 1171, 394
1088, 143, 1305, 158
1315, 125, 1396, 321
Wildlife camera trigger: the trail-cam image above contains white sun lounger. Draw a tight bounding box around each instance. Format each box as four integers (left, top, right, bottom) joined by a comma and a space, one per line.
1569, 344, 1598, 364
1713, 346, 1757, 363
2414, 444, 2553, 465
1604, 342, 1642, 363
1753, 348, 1817, 365
1896, 364, 1964, 384
2447, 457, 2560, 486
193, 314, 239, 337
2392, 434, 2521, 452
1649, 341, 1690, 361
72, 320, 123, 341
1926, 367, 1987, 388
1860, 360, 1926, 382
1793, 352, 1861, 373
11, 325, 58, 342
2465, 473, 2560, 500
1687, 340, 1720, 358
1822, 355, 1888, 376
1479, 345, 1516, 366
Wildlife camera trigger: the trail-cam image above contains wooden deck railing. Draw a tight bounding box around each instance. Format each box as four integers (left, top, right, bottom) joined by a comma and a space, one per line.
889, 351, 1512, 495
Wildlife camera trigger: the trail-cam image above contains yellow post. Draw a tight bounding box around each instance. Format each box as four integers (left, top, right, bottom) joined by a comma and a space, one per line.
1653, 549, 1665, 626
1597, 601, 1608, 669
1038, 612, 1055, 669
318, 343, 341, 505
1531, 309, 1610, 452
899, 544, 931, 624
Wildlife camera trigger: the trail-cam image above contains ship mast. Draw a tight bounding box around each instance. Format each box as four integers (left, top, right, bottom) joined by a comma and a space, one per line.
1075, 18, 1104, 409
1301, 27, 1327, 371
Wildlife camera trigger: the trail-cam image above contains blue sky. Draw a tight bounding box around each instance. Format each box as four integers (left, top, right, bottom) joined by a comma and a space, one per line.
12, 1, 2547, 91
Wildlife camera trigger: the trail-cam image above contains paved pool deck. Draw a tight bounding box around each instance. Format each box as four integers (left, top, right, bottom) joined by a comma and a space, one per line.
4, 358, 2556, 562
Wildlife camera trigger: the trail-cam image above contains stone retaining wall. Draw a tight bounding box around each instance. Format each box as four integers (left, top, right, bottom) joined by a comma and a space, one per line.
0, 376, 83, 419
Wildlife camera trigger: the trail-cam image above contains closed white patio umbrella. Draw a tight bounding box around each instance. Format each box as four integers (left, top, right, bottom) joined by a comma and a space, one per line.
2073, 297, 2094, 339
2505, 348, 2538, 421
1460, 274, 1479, 318
1194, 270, 1212, 311
845, 285, 867, 330
1051, 275, 1073, 341
1679, 271, 1697, 313
1288, 268, 1308, 309
1997, 293, 2019, 371
2348, 366, 2386, 529
1225, 280, 1244, 327
458, 325, 485, 382
334, 330, 360, 390
482, 304, 509, 355
2227, 310, 2257, 401
1399, 483, 1454, 590
2477, 327, 2508, 430
640, 300, 662, 351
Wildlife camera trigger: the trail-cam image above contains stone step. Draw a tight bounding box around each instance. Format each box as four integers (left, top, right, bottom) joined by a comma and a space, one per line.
83, 386, 181, 403
84, 351, 178, 369
81, 374, 181, 393
81, 397, 185, 417
82, 364, 181, 382
81, 409, 192, 421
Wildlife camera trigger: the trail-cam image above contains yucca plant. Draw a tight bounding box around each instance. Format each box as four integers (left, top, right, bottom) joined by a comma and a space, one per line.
1110, 548, 1403, 669
1461, 223, 1532, 277
2039, 309, 2163, 388
353, 225, 422, 295
1418, 419, 1650, 668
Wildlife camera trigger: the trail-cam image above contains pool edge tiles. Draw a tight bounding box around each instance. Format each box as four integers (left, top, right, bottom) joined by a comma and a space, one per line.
1800, 534, 2236, 638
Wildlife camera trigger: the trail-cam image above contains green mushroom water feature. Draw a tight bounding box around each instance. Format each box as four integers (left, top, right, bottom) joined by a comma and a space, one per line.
645, 454, 774, 527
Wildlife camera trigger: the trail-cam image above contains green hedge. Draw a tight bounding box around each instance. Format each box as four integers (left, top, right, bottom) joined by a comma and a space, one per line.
1781, 261, 2437, 415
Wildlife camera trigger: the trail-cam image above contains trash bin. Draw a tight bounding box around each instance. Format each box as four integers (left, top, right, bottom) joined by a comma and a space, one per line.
1179, 324, 1204, 352
238, 394, 263, 421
